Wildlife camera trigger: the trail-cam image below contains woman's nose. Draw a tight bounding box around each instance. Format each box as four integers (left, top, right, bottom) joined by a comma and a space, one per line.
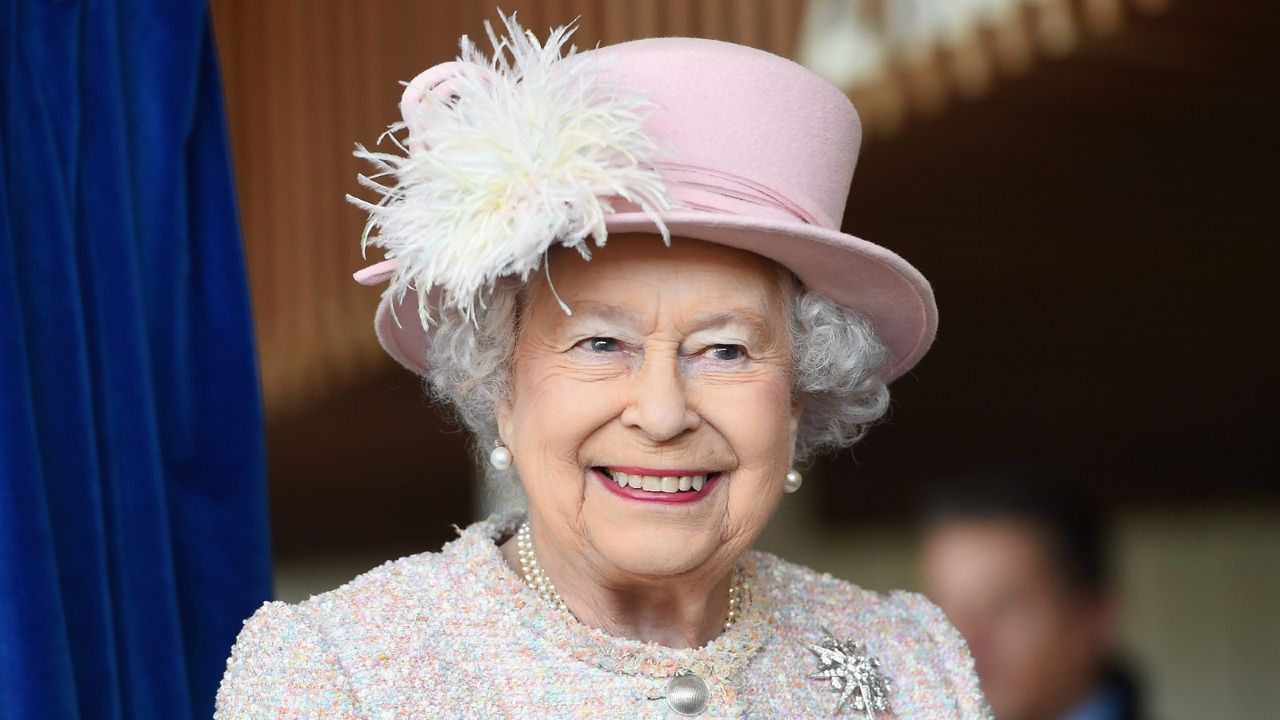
619, 353, 700, 442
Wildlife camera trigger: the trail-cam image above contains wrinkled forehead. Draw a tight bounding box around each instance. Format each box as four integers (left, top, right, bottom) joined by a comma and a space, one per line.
522, 234, 794, 327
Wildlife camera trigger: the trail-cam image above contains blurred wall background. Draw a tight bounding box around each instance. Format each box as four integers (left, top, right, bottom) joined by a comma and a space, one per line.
211, 1, 1278, 718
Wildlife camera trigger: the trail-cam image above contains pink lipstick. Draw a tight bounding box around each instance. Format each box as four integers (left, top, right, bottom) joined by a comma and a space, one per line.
591, 467, 723, 504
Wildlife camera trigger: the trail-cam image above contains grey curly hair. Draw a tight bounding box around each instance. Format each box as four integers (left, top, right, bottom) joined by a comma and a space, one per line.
424, 272, 890, 508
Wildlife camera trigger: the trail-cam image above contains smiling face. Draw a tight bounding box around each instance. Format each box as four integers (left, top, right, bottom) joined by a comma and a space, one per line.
498, 234, 798, 584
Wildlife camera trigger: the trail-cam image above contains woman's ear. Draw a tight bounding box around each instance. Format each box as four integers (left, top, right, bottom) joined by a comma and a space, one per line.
497, 398, 514, 448
790, 395, 804, 437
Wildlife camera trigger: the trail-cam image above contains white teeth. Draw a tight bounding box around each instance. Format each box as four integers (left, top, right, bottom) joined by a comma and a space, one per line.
607, 470, 711, 493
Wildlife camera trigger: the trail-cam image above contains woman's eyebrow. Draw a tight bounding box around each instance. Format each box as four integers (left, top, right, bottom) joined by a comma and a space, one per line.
684, 310, 770, 342
558, 302, 644, 331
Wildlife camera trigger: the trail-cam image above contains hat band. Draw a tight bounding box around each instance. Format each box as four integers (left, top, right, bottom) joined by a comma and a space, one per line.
649, 161, 829, 228
353, 164, 826, 287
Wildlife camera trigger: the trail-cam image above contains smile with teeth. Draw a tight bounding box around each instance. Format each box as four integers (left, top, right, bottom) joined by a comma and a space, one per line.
599, 468, 714, 493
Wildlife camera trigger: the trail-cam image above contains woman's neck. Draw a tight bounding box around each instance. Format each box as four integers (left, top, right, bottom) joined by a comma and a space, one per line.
499, 529, 736, 649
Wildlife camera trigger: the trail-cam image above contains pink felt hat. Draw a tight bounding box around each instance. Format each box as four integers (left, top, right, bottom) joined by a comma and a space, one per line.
353, 32, 937, 382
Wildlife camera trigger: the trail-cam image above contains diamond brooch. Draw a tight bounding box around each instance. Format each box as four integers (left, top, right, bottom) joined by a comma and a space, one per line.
807, 630, 892, 717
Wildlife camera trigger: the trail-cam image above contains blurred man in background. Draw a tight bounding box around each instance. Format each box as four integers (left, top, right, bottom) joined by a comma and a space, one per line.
918, 482, 1145, 720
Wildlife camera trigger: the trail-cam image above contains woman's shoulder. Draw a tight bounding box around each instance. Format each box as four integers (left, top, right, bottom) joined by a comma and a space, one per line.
215, 522, 505, 719
752, 550, 945, 625
273, 514, 513, 628
214, 598, 358, 718
297, 543, 461, 618
750, 551, 993, 719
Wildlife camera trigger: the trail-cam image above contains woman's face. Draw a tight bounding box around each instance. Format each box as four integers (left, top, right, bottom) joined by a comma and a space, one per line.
499, 234, 798, 583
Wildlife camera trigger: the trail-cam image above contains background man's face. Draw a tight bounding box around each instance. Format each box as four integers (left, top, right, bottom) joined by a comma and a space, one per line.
920, 519, 1113, 720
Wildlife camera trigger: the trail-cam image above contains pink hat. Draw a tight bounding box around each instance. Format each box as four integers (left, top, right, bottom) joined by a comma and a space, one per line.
352, 18, 936, 382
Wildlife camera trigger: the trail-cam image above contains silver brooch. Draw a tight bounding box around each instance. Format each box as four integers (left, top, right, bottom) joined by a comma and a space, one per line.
807, 629, 892, 717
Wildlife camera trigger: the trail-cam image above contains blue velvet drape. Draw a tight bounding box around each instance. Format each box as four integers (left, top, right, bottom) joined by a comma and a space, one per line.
0, 1, 271, 718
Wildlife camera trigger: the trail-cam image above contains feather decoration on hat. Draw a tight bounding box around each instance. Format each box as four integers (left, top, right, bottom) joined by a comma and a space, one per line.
347, 13, 674, 327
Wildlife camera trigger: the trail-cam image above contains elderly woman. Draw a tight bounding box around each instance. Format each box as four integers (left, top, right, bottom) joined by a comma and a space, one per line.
216, 16, 989, 719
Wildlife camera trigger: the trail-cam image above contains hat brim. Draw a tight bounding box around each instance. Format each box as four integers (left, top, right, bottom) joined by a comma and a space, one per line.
371, 211, 936, 382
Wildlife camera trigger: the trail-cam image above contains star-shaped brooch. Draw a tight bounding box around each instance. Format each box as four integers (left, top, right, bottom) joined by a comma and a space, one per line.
807, 629, 892, 717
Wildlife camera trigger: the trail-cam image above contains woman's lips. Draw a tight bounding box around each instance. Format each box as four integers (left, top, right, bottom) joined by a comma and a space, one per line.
592, 467, 723, 504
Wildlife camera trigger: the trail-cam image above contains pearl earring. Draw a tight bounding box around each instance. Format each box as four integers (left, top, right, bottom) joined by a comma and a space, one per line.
489, 443, 512, 470
784, 468, 803, 493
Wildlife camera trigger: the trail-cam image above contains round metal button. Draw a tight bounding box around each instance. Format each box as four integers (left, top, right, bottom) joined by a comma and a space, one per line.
666, 670, 710, 716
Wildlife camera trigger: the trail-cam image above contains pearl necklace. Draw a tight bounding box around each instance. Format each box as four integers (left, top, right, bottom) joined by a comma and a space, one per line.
515, 521, 748, 632
515, 521, 571, 615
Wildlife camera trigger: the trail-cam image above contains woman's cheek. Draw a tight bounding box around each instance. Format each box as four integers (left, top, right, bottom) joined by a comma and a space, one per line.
518, 361, 626, 456
698, 373, 794, 454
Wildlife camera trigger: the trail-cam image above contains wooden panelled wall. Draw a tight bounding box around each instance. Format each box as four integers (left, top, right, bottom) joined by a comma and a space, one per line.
209, 1, 803, 420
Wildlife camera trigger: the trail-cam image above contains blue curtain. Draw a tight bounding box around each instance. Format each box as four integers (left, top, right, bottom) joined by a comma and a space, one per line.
0, 1, 271, 718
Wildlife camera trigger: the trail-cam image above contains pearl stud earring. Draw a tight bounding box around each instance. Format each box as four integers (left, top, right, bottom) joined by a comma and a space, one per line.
784, 468, 803, 493
489, 443, 512, 470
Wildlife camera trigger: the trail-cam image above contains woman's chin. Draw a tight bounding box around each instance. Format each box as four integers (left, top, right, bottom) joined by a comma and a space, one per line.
579, 489, 729, 577
586, 526, 724, 579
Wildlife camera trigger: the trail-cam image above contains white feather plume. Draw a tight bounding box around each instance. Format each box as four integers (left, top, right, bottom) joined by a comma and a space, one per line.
348, 13, 674, 326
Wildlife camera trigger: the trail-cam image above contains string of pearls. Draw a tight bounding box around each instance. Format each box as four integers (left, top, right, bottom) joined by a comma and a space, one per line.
515, 521, 570, 615
724, 568, 746, 631
515, 521, 748, 632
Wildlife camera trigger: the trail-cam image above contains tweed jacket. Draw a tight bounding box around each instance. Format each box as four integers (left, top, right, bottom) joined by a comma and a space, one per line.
215, 515, 990, 719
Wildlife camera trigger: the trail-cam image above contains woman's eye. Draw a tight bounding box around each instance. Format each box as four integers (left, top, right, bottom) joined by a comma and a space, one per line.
580, 337, 621, 353
707, 344, 746, 361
